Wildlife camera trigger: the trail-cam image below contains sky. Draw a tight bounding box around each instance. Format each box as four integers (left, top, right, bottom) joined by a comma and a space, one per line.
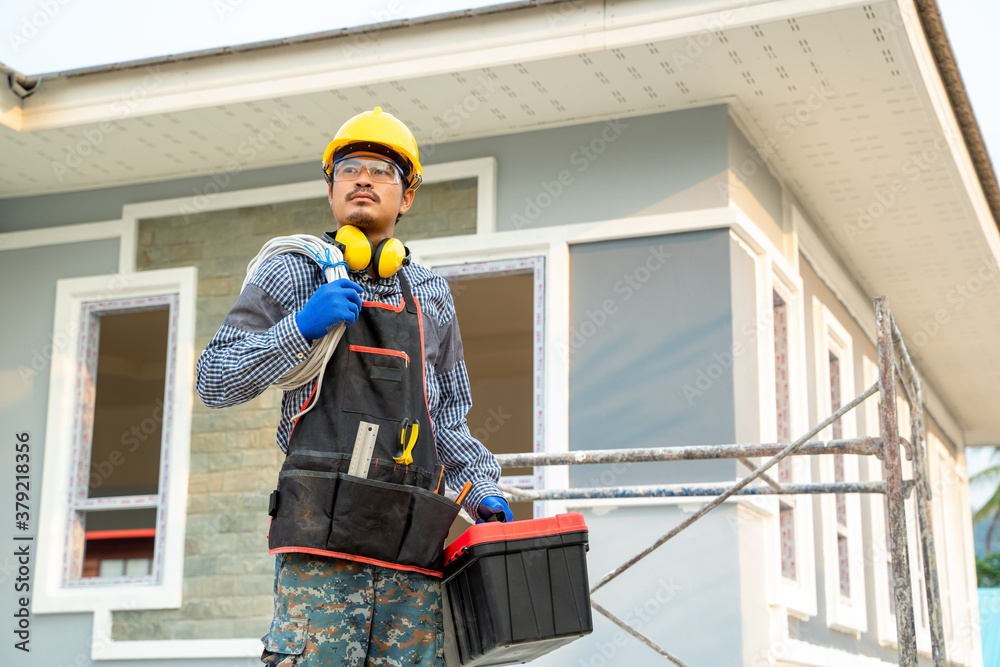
1, 1, 998, 502
0, 0, 514, 75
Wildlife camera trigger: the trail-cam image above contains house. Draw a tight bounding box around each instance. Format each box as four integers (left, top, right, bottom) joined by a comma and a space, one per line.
0, 0, 993, 665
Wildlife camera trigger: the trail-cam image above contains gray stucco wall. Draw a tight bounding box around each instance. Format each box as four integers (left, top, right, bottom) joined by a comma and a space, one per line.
0, 241, 121, 664
728, 117, 784, 255
567, 230, 739, 487
434, 105, 731, 231
527, 505, 745, 667
0, 106, 731, 235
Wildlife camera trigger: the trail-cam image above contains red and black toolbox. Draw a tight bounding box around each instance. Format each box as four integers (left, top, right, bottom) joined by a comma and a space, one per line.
442, 513, 593, 666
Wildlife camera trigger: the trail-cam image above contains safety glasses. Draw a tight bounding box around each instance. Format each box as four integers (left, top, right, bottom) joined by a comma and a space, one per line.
332, 156, 402, 185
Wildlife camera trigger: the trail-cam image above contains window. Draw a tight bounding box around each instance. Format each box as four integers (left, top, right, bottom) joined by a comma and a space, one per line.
813, 299, 866, 633
71, 304, 170, 586
775, 292, 796, 581
829, 350, 852, 600
434, 257, 545, 528
35, 267, 196, 613
770, 283, 816, 618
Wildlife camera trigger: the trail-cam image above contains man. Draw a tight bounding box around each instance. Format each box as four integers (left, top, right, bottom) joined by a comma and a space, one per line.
196, 107, 512, 666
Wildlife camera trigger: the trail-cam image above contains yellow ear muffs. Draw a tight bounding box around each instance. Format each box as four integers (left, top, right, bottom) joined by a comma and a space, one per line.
333, 225, 410, 277
373, 237, 411, 278
334, 225, 373, 272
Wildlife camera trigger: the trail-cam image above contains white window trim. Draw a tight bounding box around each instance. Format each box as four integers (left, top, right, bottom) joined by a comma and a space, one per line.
930, 435, 975, 665
34, 267, 196, 614
431, 256, 546, 517
894, 397, 933, 656
813, 298, 867, 634
64, 294, 177, 590
768, 276, 817, 619
956, 448, 985, 666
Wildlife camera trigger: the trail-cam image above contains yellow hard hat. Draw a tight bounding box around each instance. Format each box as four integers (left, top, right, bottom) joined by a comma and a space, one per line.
322, 107, 423, 190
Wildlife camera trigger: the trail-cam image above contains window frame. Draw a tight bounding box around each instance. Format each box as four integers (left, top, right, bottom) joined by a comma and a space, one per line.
34, 267, 196, 613
431, 256, 546, 516
930, 434, 970, 662
812, 298, 867, 634
769, 277, 817, 618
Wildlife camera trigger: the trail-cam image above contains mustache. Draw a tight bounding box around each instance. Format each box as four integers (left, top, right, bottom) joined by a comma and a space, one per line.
348, 189, 380, 203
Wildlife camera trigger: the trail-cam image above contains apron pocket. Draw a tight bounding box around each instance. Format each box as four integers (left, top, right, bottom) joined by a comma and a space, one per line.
342, 346, 409, 421
269, 471, 339, 550
327, 475, 410, 563
397, 486, 461, 571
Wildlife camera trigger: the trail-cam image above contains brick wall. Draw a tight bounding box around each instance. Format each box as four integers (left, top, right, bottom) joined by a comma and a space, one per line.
115, 180, 476, 640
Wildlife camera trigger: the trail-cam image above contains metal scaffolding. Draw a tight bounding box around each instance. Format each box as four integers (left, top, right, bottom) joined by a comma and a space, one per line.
493, 297, 947, 667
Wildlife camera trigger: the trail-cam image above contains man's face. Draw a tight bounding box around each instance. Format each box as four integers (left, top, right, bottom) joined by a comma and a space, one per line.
328, 152, 415, 240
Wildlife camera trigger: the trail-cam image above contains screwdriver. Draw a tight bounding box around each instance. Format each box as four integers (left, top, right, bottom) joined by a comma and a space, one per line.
455, 481, 473, 506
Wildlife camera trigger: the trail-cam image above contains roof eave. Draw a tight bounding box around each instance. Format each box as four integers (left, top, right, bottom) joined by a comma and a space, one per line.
916, 0, 1000, 236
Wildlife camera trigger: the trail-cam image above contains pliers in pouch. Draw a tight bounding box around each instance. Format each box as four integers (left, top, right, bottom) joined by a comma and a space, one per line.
393, 418, 420, 466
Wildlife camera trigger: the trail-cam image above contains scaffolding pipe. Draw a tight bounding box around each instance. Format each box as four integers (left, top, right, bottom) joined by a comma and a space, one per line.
501, 480, 915, 500
739, 457, 783, 492
476, 298, 945, 667
876, 297, 918, 665
590, 381, 878, 595
494, 437, 881, 468
591, 600, 692, 667
891, 350, 948, 664
887, 311, 948, 665
890, 315, 922, 409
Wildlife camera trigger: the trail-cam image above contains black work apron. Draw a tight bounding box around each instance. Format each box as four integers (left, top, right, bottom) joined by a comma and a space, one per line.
266, 272, 460, 576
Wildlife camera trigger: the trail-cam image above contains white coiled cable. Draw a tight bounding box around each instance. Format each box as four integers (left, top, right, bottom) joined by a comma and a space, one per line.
241, 234, 348, 419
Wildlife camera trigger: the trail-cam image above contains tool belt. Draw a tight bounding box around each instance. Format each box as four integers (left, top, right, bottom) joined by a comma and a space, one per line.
266, 270, 459, 576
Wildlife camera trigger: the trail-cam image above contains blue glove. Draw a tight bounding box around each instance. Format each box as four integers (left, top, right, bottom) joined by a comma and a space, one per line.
476, 496, 513, 523
295, 278, 364, 342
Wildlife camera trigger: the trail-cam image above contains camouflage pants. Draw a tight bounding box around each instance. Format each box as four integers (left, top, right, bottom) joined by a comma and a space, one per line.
260, 553, 445, 666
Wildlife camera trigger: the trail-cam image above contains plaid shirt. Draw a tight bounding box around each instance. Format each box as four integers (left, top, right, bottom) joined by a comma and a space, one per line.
195, 251, 503, 517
